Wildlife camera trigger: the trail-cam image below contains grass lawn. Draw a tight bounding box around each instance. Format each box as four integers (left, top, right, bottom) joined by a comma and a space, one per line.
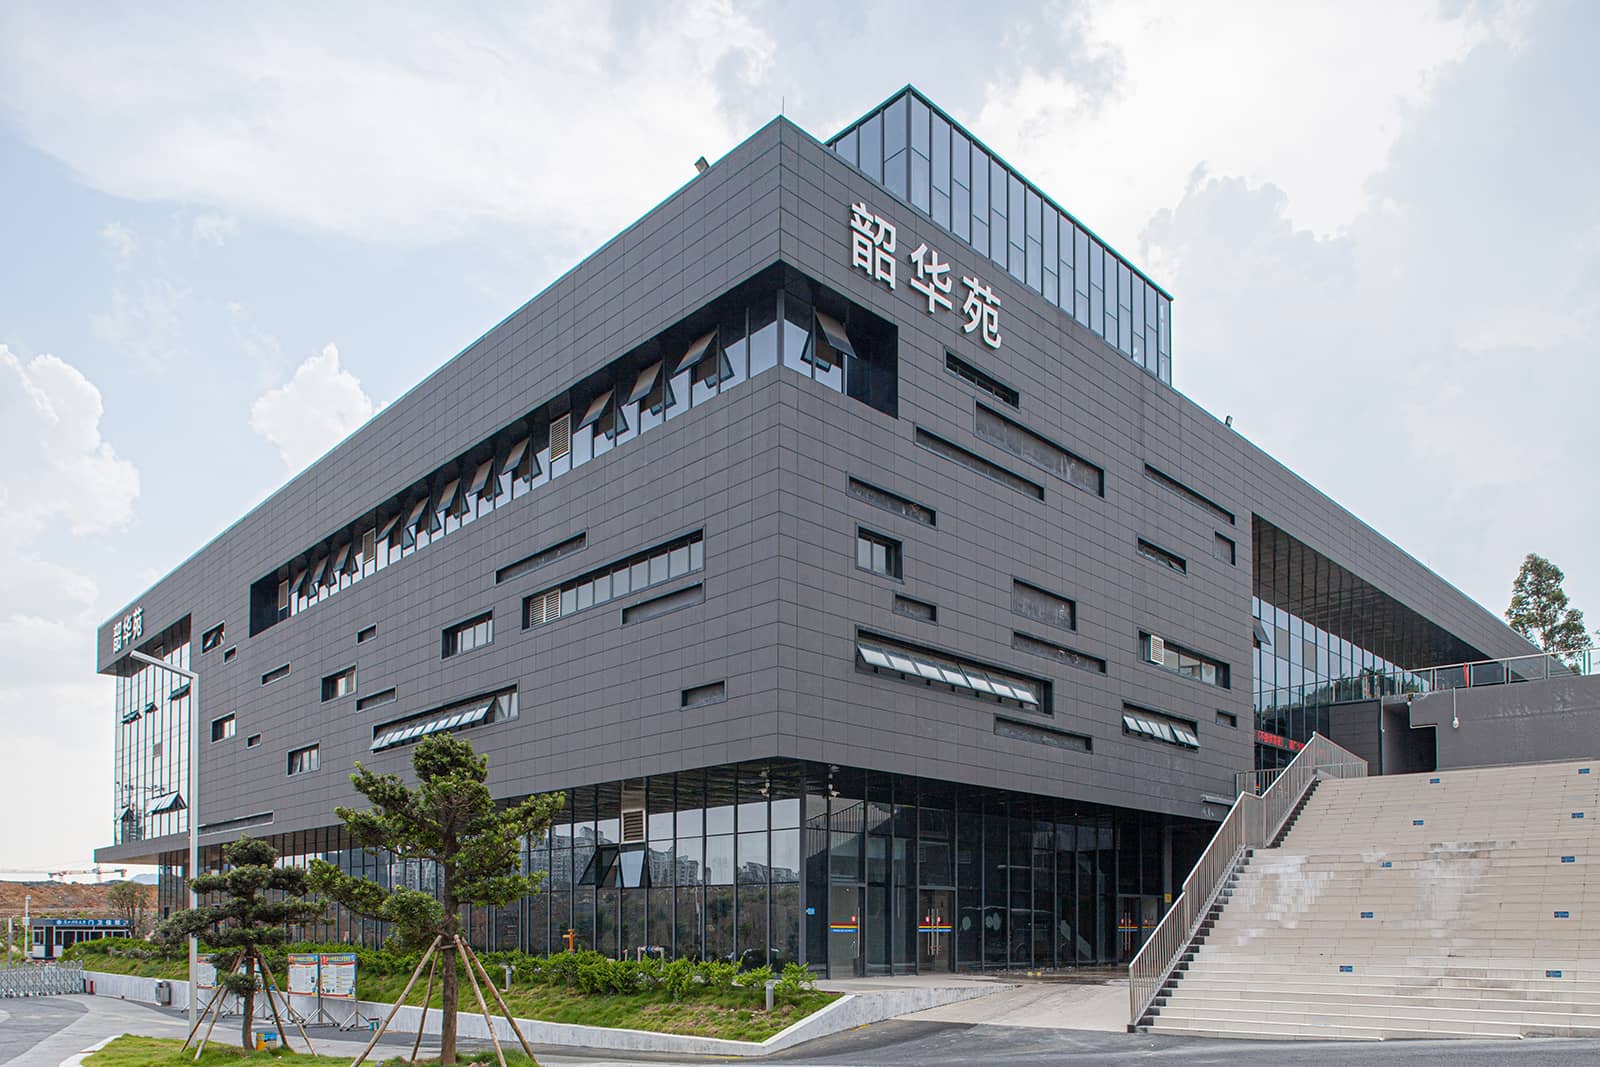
86, 1035, 539, 1065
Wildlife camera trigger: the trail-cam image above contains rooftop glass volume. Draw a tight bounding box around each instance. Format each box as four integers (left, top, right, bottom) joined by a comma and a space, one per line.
829, 86, 1173, 384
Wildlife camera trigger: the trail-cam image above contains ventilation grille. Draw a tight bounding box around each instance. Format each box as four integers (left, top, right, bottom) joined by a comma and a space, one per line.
528, 589, 563, 626
549, 414, 571, 460
621, 808, 646, 844
1148, 634, 1166, 664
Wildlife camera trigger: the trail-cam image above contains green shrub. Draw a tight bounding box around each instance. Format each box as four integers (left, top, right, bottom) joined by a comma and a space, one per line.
701, 959, 739, 994
775, 962, 816, 1001
736, 964, 773, 991
661, 957, 695, 1001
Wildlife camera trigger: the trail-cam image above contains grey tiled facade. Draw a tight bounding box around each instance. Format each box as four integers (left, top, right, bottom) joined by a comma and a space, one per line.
95, 91, 1534, 972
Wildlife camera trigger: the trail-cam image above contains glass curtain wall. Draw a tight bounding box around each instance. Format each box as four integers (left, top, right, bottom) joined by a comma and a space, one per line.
829, 88, 1174, 383
164, 761, 1194, 975
1252, 517, 1486, 768
112, 619, 193, 846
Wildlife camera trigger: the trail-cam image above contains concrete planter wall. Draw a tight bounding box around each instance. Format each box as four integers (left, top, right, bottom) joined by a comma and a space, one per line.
85, 969, 998, 1056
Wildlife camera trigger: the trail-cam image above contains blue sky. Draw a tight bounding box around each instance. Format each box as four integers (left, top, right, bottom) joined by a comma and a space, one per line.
2, 0, 1595, 874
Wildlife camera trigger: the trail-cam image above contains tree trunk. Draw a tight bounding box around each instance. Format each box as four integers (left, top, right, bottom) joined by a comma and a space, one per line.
440, 942, 459, 1065
239, 955, 255, 1050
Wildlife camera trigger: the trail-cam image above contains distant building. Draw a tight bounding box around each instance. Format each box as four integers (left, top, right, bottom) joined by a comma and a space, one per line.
95, 87, 1533, 975
28, 917, 132, 960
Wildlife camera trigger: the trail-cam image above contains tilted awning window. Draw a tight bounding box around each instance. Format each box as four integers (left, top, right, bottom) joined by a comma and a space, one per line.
815, 311, 856, 367
308, 555, 329, 589
503, 438, 531, 481
371, 697, 498, 752
1123, 712, 1200, 750
855, 636, 1041, 707
146, 791, 186, 815
376, 511, 402, 541
673, 331, 717, 375
327, 544, 350, 585
169, 682, 191, 701
469, 458, 496, 498
577, 390, 614, 430
628, 363, 661, 403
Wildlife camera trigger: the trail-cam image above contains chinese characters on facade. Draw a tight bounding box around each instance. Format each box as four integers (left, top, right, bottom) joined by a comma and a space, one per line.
112, 607, 144, 653
849, 201, 1002, 349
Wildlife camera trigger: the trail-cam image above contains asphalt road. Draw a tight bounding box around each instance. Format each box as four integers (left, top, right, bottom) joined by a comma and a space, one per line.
0, 998, 88, 1065
9, 996, 1600, 1067
746, 1020, 1600, 1067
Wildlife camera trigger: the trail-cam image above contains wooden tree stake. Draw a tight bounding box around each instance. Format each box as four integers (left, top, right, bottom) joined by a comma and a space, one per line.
193, 954, 247, 1060
181, 951, 244, 1050
254, 948, 316, 1055
349, 936, 441, 1067
463, 940, 538, 1064
455, 937, 507, 1067
409, 949, 439, 1064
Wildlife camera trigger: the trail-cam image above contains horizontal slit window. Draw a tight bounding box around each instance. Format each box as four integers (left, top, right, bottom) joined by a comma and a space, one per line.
892, 594, 937, 622
622, 583, 705, 624
1137, 539, 1187, 573
681, 681, 726, 709
945, 351, 1019, 407
994, 716, 1091, 753
914, 428, 1044, 501
1011, 632, 1105, 674
857, 631, 1048, 712
847, 478, 935, 527
495, 532, 587, 584
974, 404, 1102, 496
260, 664, 290, 686
355, 688, 397, 712
1142, 632, 1230, 689
1123, 704, 1200, 750
357, 625, 377, 643
371, 690, 518, 752
1011, 580, 1075, 631
1144, 464, 1234, 525
524, 531, 703, 629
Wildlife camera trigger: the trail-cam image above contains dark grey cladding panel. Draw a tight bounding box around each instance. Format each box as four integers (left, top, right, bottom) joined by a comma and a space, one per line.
95, 114, 1535, 858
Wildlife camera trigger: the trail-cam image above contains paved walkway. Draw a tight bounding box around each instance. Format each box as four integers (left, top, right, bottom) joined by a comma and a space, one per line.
897, 976, 1128, 1032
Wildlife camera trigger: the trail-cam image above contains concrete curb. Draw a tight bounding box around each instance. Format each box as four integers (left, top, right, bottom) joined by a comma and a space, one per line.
57, 1033, 118, 1067
83, 969, 1004, 1057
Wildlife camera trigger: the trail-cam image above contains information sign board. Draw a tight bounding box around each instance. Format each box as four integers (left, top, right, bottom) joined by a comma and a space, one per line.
286, 953, 320, 997
318, 953, 357, 1000
196, 958, 218, 991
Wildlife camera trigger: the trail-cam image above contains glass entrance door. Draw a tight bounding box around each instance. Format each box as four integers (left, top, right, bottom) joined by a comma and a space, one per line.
828, 885, 863, 976
918, 889, 953, 972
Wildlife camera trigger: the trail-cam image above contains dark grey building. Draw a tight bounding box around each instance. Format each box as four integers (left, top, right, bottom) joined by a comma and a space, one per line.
95, 87, 1535, 976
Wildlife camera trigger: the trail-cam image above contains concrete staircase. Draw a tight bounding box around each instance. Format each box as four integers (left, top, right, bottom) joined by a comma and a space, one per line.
1145, 758, 1600, 1040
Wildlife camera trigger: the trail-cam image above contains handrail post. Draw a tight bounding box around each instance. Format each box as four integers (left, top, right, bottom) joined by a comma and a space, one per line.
1127, 733, 1367, 1029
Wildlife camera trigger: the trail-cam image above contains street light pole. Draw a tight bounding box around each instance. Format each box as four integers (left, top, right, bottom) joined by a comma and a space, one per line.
128, 649, 199, 1033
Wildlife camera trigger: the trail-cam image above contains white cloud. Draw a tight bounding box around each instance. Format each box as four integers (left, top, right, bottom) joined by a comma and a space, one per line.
250, 343, 375, 472
0, 345, 140, 539
0, 346, 136, 871
971, 0, 1510, 254
91, 277, 188, 368
0, 3, 774, 246
100, 221, 134, 259
1139, 4, 1600, 621
191, 211, 238, 246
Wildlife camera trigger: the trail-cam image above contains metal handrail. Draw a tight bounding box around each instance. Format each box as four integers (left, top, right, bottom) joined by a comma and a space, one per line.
1128, 733, 1368, 1027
